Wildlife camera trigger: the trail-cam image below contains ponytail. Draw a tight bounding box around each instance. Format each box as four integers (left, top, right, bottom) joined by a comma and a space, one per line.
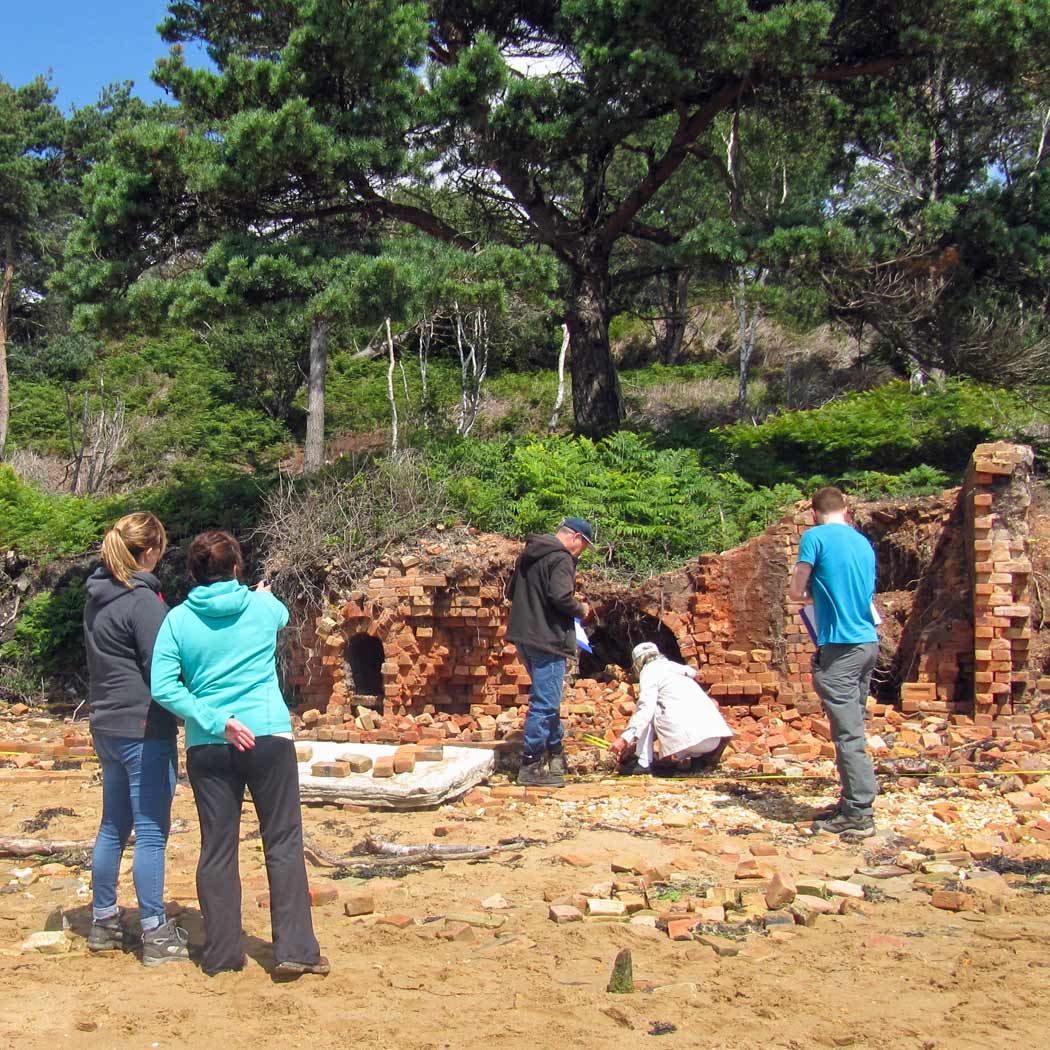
100, 513, 168, 588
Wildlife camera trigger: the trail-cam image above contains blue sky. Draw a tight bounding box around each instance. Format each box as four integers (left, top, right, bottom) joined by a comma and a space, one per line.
1, 1, 210, 111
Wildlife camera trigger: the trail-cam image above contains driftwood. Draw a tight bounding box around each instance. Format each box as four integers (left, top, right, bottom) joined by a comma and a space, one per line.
303, 833, 523, 870
0, 836, 93, 857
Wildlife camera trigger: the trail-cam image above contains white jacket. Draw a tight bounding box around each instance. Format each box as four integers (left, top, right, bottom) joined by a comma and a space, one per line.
622, 659, 733, 758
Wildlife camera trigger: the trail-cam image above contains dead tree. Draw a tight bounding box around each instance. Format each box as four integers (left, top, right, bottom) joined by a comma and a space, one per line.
65, 374, 127, 495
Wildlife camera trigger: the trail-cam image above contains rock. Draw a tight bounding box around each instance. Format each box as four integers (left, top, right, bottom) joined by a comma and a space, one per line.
607, 948, 635, 994
439, 922, 478, 944
825, 880, 865, 900
765, 872, 797, 909
863, 934, 909, 951
697, 934, 743, 957
586, 898, 627, 918
666, 918, 696, 941
549, 905, 583, 924
335, 753, 373, 774
372, 757, 395, 778
481, 893, 511, 911
735, 859, 773, 880
445, 911, 505, 929
21, 931, 70, 955
308, 884, 339, 906
294, 743, 314, 762
375, 914, 415, 928
930, 890, 973, 912
343, 894, 375, 917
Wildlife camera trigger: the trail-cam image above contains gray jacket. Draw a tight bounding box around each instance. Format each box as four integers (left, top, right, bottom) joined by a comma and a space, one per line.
83, 567, 175, 739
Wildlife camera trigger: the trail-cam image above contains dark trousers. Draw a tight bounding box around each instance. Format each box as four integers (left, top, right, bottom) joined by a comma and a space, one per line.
186, 735, 320, 973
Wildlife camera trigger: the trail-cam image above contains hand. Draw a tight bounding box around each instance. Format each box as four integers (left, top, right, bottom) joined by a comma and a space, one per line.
225, 717, 256, 751
610, 736, 627, 757
254, 580, 272, 592
578, 601, 592, 622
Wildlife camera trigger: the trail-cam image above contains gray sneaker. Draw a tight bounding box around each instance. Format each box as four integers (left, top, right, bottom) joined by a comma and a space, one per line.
87, 915, 124, 952
141, 920, 190, 967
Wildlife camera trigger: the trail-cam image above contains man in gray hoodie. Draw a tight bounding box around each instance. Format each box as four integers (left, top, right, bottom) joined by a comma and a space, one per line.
505, 518, 593, 786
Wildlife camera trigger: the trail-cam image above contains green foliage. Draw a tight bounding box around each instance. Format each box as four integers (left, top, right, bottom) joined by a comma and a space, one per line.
0, 465, 124, 558
430, 431, 802, 577
0, 578, 86, 672
707, 380, 1044, 485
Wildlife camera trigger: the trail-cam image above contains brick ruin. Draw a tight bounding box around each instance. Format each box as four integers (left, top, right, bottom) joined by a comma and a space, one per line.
288, 443, 1049, 769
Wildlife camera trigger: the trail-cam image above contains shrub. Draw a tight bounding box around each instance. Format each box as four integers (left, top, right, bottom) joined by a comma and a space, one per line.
0, 579, 86, 673
707, 379, 1045, 485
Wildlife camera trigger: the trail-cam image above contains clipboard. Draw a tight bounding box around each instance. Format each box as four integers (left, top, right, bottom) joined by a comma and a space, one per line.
574, 618, 593, 653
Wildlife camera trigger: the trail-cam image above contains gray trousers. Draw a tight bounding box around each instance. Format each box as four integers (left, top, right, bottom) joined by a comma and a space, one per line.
812, 642, 879, 818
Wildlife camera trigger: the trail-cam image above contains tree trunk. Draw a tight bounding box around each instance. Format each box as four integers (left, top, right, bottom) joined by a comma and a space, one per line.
304, 317, 329, 474
548, 322, 570, 430
660, 268, 691, 365
566, 264, 623, 435
0, 241, 14, 463
735, 271, 761, 415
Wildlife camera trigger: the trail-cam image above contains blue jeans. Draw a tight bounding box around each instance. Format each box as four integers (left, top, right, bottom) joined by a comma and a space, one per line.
518, 644, 566, 762
91, 733, 177, 930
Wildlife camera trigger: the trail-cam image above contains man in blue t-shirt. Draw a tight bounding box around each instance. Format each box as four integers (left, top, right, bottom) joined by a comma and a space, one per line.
789, 486, 879, 839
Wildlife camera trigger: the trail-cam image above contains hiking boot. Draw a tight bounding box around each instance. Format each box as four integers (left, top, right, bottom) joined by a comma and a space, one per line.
617, 756, 647, 776
811, 801, 844, 821
87, 914, 124, 952
273, 955, 331, 978
814, 812, 876, 839
141, 920, 191, 967
517, 756, 560, 787
547, 750, 568, 780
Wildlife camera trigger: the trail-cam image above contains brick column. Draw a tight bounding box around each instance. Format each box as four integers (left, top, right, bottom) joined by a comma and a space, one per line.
967, 442, 1034, 726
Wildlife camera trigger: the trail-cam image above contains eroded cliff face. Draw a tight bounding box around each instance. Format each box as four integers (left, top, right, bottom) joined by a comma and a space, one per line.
286, 445, 1049, 770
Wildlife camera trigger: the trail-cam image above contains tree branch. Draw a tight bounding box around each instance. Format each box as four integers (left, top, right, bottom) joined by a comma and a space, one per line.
350, 177, 477, 252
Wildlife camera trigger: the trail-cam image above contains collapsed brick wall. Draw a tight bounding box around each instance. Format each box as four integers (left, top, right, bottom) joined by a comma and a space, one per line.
288, 443, 1049, 761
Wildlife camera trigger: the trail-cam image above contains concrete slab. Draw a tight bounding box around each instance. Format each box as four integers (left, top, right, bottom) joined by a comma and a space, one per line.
297, 742, 495, 810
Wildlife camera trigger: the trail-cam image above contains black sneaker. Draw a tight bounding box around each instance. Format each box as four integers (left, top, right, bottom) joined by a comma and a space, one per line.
814, 812, 876, 839
87, 914, 124, 952
517, 757, 561, 788
141, 920, 191, 967
617, 756, 647, 776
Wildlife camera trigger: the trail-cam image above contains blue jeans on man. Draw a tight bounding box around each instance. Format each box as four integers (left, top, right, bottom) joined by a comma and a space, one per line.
517, 644, 566, 762
91, 733, 177, 931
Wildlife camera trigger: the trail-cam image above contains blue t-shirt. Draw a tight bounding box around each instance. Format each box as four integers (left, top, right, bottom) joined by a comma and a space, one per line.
797, 523, 878, 646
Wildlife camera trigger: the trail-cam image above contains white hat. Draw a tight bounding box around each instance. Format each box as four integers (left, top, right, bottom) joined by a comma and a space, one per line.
631, 642, 661, 673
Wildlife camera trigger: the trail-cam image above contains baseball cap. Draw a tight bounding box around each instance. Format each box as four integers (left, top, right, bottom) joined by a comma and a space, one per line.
560, 517, 595, 545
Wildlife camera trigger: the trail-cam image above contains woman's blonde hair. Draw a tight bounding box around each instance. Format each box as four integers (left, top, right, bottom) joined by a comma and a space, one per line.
100, 513, 168, 588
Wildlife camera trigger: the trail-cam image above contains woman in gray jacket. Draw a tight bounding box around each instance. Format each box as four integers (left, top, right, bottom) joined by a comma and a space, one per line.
83, 512, 188, 966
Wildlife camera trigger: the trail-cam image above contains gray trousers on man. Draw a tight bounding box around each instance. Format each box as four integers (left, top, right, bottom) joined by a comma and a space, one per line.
812, 642, 879, 818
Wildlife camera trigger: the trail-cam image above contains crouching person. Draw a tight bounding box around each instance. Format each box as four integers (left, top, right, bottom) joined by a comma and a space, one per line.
611, 643, 733, 775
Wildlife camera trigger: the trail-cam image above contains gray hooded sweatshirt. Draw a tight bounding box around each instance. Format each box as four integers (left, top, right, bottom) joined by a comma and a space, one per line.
83, 567, 176, 739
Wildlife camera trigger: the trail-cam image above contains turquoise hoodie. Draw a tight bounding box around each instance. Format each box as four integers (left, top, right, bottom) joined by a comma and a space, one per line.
150, 580, 292, 748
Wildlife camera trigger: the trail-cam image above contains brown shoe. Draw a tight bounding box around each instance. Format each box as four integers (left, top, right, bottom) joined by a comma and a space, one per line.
273, 955, 331, 977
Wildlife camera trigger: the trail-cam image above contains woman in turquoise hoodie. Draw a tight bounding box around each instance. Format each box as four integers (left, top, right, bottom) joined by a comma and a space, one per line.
151, 530, 328, 978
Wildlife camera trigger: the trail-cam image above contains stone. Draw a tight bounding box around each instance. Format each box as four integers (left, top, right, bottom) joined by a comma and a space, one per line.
863, 935, 909, 951
335, 753, 373, 774
439, 922, 478, 944
294, 743, 314, 762
735, 859, 773, 880
930, 890, 973, 912
21, 931, 70, 955
617, 893, 648, 914
556, 854, 594, 868
445, 911, 506, 929
765, 872, 797, 909
308, 884, 339, 906
825, 880, 865, 900
666, 918, 696, 941
549, 905, 583, 924
311, 761, 350, 778
697, 934, 743, 957
375, 914, 415, 929
343, 894, 375, 917
587, 898, 627, 918
372, 756, 396, 778
607, 948, 635, 994
481, 893, 511, 911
